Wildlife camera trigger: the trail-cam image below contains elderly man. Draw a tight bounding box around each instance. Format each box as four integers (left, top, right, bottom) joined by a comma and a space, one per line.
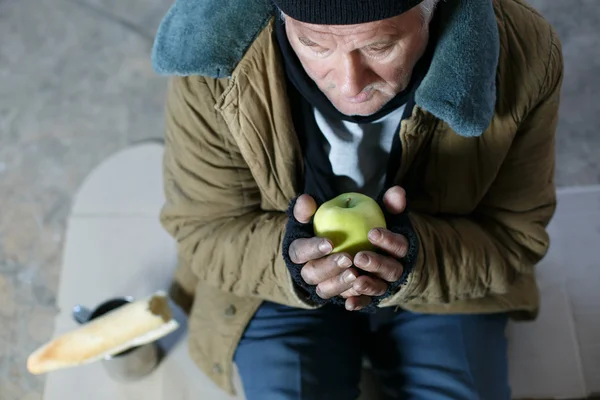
153, 0, 563, 398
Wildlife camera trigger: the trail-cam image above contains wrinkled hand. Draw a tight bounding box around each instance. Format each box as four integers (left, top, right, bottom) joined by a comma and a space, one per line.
342, 186, 410, 311
288, 187, 409, 311
287, 195, 358, 305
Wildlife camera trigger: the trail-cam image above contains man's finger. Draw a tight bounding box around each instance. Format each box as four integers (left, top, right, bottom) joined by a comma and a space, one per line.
352, 275, 388, 297
293, 194, 317, 223
354, 251, 404, 283
368, 229, 409, 259
383, 186, 407, 215
340, 288, 360, 299
315, 267, 359, 299
301, 252, 352, 285
340, 276, 388, 298
289, 237, 333, 264
345, 295, 372, 311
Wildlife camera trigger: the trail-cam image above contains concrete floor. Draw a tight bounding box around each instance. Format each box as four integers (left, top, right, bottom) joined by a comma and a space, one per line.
0, 0, 598, 398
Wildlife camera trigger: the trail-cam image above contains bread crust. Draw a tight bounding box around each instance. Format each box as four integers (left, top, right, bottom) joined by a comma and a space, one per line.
27, 291, 179, 375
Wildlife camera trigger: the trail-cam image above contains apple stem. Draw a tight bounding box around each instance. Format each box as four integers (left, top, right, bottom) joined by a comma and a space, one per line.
345, 197, 352, 208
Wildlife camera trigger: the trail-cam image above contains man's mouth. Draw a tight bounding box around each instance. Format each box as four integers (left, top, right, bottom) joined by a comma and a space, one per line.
344, 90, 374, 104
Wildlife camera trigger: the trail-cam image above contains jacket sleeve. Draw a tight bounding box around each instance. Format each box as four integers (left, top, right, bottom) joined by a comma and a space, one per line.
160, 75, 316, 309
381, 30, 564, 307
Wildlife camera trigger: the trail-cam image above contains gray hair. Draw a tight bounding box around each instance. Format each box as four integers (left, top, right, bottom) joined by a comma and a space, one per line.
420, 0, 440, 23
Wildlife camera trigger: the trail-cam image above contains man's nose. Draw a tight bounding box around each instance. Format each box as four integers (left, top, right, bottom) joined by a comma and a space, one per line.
339, 52, 371, 97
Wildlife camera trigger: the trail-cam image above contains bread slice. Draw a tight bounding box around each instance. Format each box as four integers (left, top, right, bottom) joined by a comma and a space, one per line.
27, 291, 179, 375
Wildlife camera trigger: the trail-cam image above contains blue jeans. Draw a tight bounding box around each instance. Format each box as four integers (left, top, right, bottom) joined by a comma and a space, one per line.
234, 301, 510, 400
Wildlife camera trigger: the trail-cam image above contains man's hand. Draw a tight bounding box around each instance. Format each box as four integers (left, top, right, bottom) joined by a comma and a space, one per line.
341, 186, 410, 311
288, 195, 358, 302
288, 190, 408, 311
288, 194, 382, 310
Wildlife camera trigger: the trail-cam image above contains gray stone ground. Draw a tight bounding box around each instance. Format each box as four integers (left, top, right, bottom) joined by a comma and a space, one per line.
0, 0, 598, 399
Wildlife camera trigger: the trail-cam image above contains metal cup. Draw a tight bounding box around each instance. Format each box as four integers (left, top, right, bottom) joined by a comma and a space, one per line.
72, 297, 162, 382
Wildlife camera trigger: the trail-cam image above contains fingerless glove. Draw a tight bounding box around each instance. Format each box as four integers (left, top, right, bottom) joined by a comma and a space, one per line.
281, 191, 419, 312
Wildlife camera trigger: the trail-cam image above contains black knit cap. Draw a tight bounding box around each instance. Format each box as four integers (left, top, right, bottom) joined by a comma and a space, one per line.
273, 0, 424, 25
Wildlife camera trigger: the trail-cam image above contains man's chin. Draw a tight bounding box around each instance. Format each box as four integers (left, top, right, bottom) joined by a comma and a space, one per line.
333, 102, 386, 118
330, 95, 392, 118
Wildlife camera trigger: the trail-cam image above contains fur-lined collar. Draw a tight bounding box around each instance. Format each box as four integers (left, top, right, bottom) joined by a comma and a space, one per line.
151, 0, 499, 137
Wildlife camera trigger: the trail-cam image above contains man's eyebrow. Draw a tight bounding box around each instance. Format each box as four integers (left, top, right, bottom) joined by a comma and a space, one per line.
363, 39, 396, 48
298, 36, 318, 46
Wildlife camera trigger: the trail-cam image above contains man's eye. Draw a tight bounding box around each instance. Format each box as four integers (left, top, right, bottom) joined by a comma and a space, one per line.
313, 48, 330, 57
365, 45, 394, 58
368, 45, 392, 53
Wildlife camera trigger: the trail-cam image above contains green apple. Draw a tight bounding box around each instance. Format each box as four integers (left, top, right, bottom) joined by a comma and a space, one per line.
313, 192, 387, 256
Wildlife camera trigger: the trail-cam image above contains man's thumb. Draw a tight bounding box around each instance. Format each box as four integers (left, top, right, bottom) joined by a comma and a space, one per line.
382, 186, 407, 215
293, 194, 317, 223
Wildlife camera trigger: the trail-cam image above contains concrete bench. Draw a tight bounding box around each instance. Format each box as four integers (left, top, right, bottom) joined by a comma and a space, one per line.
43, 143, 600, 400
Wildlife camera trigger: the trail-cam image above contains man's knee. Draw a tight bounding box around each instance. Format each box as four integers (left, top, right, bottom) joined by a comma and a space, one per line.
373, 312, 510, 400
234, 302, 364, 400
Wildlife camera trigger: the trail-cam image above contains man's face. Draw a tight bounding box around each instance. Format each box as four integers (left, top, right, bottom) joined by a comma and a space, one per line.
284, 6, 430, 116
